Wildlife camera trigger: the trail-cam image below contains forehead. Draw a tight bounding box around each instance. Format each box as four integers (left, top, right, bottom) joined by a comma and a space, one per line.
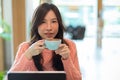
44, 10, 57, 20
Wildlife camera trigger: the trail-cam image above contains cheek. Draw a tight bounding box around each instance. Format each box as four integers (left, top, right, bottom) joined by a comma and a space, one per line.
38, 26, 44, 35
54, 25, 59, 35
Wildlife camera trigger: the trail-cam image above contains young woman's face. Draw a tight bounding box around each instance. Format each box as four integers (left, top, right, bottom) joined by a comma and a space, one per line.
38, 10, 59, 39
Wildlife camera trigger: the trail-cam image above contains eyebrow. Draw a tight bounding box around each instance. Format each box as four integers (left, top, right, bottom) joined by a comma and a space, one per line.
51, 18, 57, 20
43, 18, 57, 21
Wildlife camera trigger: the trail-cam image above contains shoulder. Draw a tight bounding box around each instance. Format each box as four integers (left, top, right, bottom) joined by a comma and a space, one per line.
64, 38, 77, 50
18, 41, 30, 50
19, 41, 29, 46
64, 39, 77, 58
15, 41, 30, 60
64, 38, 75, 46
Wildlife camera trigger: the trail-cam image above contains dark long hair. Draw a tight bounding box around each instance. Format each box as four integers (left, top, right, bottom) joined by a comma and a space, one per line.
30, 3, 67, 71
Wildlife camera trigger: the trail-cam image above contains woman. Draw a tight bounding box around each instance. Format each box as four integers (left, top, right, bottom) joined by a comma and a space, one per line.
8, 3, 82, 80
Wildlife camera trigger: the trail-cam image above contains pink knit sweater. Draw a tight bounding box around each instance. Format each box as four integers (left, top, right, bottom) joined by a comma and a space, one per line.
9, 39, 82, 80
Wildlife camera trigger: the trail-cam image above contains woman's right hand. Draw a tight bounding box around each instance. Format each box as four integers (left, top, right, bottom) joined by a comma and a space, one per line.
25, 40, 45, 59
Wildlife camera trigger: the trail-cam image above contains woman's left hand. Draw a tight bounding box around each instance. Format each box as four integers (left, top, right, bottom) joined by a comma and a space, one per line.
55, 44, 70, 60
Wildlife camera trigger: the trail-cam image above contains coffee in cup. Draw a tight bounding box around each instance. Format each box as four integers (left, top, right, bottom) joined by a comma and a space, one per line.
45, 39, 61, 50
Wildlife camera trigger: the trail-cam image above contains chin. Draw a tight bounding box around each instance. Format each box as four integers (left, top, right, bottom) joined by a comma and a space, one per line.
45, 37, 54, 39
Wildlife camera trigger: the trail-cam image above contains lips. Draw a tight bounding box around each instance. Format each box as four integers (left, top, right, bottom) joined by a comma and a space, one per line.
45, 33, 54, 38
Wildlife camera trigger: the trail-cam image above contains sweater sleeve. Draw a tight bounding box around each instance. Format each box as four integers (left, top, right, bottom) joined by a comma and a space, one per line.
62, 39, 82, 80
8, 42, 36, 71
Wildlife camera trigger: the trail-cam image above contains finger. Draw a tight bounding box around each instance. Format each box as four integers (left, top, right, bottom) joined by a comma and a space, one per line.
59, 50, 69, 55
58, 44, 66, 48
57, 44, 67, 51
55, 45, 68, 54
38, 45, 45, 50
60, 46, 69, 52
62, 55, 69, 60
60, 52, 69, 59
37, 40, 45, 47
55, 50, 59, 54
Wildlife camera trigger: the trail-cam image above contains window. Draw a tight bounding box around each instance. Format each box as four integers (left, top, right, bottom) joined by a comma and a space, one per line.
103, 0, 120, 37
52, 0, 97, 38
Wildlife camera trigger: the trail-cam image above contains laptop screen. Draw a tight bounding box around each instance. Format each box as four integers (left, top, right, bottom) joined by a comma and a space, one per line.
8, 71, 66, 80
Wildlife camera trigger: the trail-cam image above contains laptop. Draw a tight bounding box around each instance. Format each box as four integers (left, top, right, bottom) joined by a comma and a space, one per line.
7, 71, 66, 80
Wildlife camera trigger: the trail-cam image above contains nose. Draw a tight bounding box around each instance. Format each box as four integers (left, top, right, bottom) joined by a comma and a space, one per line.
46, 22, 52, 31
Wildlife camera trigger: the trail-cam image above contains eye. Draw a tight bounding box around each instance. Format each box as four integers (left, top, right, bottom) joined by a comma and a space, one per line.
52, 20, 57, 23
41, 19, 46, 24
41, 21, 46, 23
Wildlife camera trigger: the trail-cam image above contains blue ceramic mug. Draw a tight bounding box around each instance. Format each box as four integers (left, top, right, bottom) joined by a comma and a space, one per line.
45, 39, 61, 50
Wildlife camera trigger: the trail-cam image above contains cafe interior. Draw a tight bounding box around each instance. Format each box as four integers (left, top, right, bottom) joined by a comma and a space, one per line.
0, 0, 120, 80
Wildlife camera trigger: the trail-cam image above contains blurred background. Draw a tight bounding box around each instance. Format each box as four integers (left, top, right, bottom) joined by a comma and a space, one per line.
0, 0, 120, 80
